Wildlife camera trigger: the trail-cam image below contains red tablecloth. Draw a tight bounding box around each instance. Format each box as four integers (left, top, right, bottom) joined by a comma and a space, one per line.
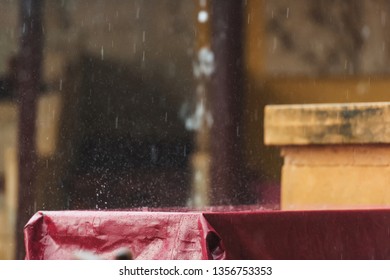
24, 209, 390, 259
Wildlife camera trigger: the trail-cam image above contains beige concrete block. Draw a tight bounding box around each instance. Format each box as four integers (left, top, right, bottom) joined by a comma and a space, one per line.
282, 145, 390, 166
265, 102, 390, 145
281, 146, 390, 210
265, 102, 390, 209
282, 165, 390, 210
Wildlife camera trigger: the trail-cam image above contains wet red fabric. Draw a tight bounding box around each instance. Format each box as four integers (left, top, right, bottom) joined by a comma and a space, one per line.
25, 209, 390, 259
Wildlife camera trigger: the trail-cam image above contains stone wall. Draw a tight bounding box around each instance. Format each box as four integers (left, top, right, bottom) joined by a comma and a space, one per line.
265, 0, 390, 75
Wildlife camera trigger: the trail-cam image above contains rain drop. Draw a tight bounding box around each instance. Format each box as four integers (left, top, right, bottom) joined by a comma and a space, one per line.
198, 11, 208, 23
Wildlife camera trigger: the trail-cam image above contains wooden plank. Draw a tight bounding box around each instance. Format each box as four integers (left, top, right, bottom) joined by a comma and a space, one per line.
265, 102, 390, 145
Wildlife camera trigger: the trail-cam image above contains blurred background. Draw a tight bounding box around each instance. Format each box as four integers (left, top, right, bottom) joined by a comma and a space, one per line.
1, 0, 390, 259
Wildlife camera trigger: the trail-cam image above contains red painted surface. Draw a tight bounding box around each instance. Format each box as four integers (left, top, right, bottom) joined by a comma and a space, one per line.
25, 209, 390, 259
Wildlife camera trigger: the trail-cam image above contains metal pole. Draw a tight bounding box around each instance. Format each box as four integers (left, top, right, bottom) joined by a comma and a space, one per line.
210, 0, 245, 205
15, 0, 44, 259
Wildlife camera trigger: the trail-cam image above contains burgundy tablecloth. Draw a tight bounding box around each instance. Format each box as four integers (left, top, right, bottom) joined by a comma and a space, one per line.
24, 209, 390, 259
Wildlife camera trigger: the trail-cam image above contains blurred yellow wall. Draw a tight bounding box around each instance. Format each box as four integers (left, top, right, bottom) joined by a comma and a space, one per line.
244, 0, 390, 182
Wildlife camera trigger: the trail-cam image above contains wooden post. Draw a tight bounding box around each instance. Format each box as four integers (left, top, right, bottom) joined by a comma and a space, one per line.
15, 0, 44, 259
210, 0, 245, 205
